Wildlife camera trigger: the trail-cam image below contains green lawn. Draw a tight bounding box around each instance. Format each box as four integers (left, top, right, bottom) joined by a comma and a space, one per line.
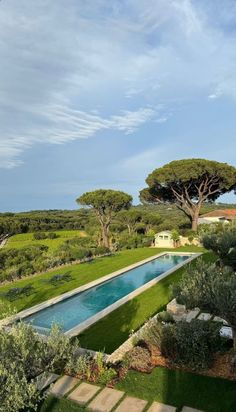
5, 230, 86, 251
116, 367, 236, 412
0, 247, 178, 312
38, 365, 236, 412
38, 396, 85, 412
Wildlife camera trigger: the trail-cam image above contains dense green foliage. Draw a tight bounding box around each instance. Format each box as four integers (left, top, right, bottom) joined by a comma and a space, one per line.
140, 159, 236, 230
203, 228, 236, 270
141, 317, 221, 370
0, 209, 90, 236
175, 259, 236, 350
0, 323, 80, 412
0, 233, 111, 283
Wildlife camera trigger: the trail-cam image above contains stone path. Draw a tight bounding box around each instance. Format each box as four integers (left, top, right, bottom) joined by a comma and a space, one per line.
49, 375, 79, 397
48, 375, 204, 412
68, 382, 100, 405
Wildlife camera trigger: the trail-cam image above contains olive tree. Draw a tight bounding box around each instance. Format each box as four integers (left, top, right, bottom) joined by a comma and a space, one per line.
0, 323, 80, 412
140, 159, 236, 230
202, 229, 236, 270
176, 259, 236, 351
77, 189, 132, 247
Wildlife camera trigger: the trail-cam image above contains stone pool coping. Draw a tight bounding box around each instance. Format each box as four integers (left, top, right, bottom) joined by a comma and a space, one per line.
1, 251, 201, 337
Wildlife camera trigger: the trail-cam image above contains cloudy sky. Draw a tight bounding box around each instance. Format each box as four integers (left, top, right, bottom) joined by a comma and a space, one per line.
1, 0, 236, 211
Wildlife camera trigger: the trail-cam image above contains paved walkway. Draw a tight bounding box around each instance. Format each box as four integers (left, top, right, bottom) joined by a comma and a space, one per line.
47, 374, 204, 412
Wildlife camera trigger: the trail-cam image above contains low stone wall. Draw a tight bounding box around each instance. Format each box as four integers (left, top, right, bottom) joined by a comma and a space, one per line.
106, 314, 159, 365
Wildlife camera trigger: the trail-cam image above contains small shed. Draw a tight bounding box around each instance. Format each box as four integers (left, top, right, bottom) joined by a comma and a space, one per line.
154, 230, 176, 248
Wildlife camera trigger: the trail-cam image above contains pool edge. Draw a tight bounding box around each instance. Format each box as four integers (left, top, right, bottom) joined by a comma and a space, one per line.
1, 251, 201, 334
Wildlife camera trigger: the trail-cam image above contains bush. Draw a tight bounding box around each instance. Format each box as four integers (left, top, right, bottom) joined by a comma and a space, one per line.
94, 246, 111, 255
0, 299, 15, 320
47, 232, 58, 239
33, 232, 47, 240
0, 323, 80, 412
202, 230, 236, 270
142, 318, 222, 371
157, 311, 174, 324
42, 272, 72, 286
65, 352, 116, 385
2, 284, 35, 301
173, 320, 222, 370
125, 346, 152, 373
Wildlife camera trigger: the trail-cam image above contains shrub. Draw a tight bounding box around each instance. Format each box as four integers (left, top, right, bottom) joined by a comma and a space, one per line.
173, 320, 222, 370
0, 323, 80, 412
126, 346, 152, 373
47, 232, 58, 239
65, 352, 116, 385
3, 284, 35, 301
140, 318, 163, 349
0, 299, 16, 320
202, 229, 236, 270
94, 246, 111, 255
142, 318, 222, 371
42, 272, 72, 286
157, 311, 174, 323
33, 232, 47, 240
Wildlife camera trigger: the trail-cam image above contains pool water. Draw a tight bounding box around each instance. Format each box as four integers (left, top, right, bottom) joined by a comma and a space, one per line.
23, 254, 190, 333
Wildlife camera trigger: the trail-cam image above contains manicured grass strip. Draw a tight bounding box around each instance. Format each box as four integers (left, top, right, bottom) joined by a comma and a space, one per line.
6, 230, 86, 251
38, 395, 85, 412
116, 367, 236, 412
79, 250, 213, 353
0, 247, 185, 313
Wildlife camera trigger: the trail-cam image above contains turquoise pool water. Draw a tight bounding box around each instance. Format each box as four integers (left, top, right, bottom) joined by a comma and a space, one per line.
23, 254, 190, 333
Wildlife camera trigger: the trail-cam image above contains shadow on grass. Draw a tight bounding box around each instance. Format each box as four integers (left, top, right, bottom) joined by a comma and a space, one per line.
37, 395, 84, 412
79, 298, 140, 354
116, 366, 236, 412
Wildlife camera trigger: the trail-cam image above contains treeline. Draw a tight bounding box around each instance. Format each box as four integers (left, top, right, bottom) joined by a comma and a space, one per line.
1, 203, 235, 237
0, 209, 90, 236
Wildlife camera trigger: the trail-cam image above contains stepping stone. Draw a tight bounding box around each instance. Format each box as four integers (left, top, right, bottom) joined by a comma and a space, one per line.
115, 395, 147, 411
167, 299, 186, 316
186, 309, 200, 323
197, 313, 212, 321
220, 326, 233, 339
68, 382, 100, 405
88, 387, 124, 412
213, 316, 228, 325
147, 401, 176, 412
36, 372, 59, 391
49, 375, 79, 397
181, 407, 203, 412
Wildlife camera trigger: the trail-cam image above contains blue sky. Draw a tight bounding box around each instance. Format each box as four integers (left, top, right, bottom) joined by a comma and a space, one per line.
1, 0, 236, 211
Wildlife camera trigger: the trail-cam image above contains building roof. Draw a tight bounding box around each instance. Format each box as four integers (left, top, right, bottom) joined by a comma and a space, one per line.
155, 230, 172, 236
200, 209, 236, 220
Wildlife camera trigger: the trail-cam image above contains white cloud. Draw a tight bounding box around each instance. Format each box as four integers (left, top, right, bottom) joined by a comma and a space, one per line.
0, 105, 156, 168
1, 0, 236, 168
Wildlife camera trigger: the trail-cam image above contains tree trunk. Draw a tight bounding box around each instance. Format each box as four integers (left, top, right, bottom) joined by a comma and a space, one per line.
233, 328, 236, 353
101, 224, 110, 248
191, 210, 199, 231
127, 224, 131, 235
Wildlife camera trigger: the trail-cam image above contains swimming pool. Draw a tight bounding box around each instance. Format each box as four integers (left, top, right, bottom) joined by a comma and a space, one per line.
21, 253, 196, 336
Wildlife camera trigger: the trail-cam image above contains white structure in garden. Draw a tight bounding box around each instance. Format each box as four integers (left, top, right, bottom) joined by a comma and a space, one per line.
154, 230, 177, 248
